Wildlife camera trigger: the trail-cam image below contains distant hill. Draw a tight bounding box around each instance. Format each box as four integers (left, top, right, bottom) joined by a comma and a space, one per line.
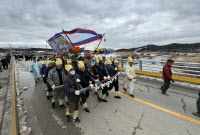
116, 43, 200, 52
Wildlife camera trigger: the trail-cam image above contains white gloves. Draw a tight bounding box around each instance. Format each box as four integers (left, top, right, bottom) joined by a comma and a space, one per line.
115, 67, 118, 70
107, 75, 110, 80
76, 79, 80, 82
51, 85, 55, 90
104, 76, 107, 80
42, 75, 45, 77
75, 90, 80, 95
89, 84, 94, 89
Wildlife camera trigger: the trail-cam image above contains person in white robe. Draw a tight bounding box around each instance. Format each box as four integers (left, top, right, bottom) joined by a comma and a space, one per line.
124, 57, 136, 98
29, 57, 41, 83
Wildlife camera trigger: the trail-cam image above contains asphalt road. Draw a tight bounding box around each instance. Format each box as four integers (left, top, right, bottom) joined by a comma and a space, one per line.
17, 60, 200, 135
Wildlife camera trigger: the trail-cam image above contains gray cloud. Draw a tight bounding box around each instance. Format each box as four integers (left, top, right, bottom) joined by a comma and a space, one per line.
0, 0, 200, 49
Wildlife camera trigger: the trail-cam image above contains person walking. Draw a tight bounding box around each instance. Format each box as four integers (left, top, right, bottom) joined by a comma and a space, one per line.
29, 57, 41, 83
192, 91, 200, 117
123, 57, 136, 98
1, 57, 8, 69
44, 60, 53, 100
160, 59, 175, 96
40, 61, 47, 90
47, 58, 66, 109
112, 59, 121, 99
77, 61, 91, 113
64, 65, 86, 123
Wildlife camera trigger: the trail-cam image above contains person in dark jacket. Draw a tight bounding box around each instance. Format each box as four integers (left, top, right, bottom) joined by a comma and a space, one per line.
44, 60, 53, 100
1, 57, 8, 69
63, 59, 72, 106
6, 54, 11, 64
98, 56, 105, 68
40, 61, 47, 91
91, 58, 102, 95
113, 59, 121, 99
64, 65, 89, 123
0, 59, 2, 72
160, 59, 175, 96
99, 59, 115, 102
91, 58, 102, 79
192, 91, 200, 117
77, 61, 92, 113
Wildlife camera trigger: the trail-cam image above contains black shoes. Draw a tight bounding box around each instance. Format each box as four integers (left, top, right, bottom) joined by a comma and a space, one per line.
106, 92, 109, 97
66, 102, 69, 106
101, 99, 108, 102
97, 95, 107, 102
114, 95, 121, 99
97, 96, 102, 102
51, 102, 55, 108
161, 92, 169, 96
84, 108, 90, 113
123, 87, 126, 92
46, 96, 50, 100
66, 115, 70, 122
129, 94, 134, 98
192, 112, 200, 117
73, 117, 80, 123
59, 104, 66, 109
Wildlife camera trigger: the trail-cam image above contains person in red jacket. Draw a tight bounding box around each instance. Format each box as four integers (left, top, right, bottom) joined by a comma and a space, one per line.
160, 59, 175, 96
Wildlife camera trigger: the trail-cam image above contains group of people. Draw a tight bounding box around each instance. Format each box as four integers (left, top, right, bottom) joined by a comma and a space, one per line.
28, 55, 200, 122
29, 55, 137, 122
0, 54, 11, 72
14, 54, 34, 61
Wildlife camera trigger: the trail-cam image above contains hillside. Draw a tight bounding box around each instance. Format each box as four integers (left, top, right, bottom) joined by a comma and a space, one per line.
116, 43, 200, 52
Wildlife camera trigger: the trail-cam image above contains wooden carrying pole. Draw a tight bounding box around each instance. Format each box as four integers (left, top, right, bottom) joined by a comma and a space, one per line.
55, 72, 118, 89
97, 33, 105, 48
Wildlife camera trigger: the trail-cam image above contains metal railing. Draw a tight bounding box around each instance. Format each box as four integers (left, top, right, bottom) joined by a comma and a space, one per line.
118, 59, 200, 78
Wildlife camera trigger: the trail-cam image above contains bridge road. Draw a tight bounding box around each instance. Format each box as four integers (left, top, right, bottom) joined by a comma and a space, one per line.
16, 60, 200, 135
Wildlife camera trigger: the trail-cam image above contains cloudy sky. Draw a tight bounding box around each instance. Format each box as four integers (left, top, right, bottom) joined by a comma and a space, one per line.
0, 0, 200, 49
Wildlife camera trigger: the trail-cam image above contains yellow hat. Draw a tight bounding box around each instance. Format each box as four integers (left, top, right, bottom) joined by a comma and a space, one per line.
47, 60, 52, 64
56, 58, 63, 65
105, 59, 111, 64
67, 59, 72, 64
78, 61, 85, 68
41, 61, 45, 65
95, 58, 99, 63
98, 56, 103, 61
128, 57, 133, 63
65, 65, 73, 72
114, 59, 118, 63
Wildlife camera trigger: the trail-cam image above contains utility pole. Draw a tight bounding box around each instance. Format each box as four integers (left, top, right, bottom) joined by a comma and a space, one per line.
9, 44, 11, 55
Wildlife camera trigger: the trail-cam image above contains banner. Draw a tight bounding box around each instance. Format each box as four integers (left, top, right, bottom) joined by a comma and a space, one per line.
48, 34, 72, 54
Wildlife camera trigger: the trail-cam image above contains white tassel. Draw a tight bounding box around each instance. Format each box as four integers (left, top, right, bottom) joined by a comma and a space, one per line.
76, 79, 80, 82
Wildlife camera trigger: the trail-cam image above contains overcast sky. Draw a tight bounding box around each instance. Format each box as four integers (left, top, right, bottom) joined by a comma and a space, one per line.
0, 0, 200, 49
